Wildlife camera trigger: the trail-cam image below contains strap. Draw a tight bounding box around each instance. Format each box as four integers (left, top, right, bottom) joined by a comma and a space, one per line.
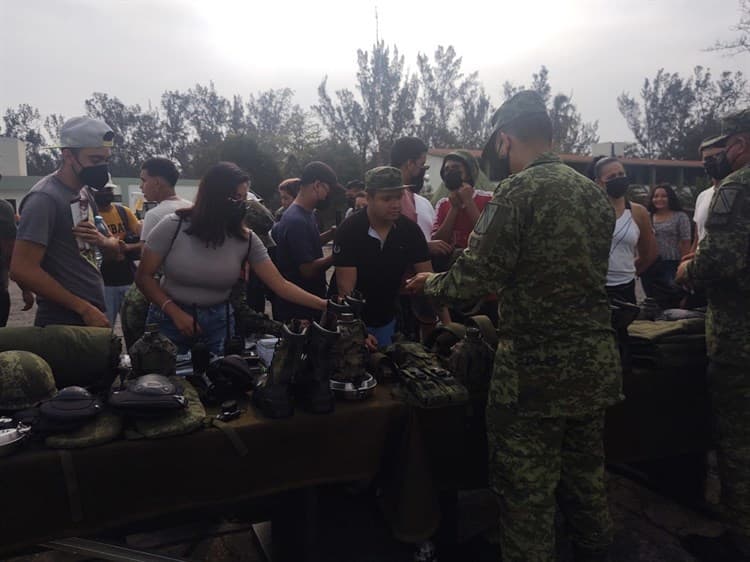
469, 315, 499, 348
58, 450, 84, 522
210, 418, 249, 457
163, 216, 184, 264
246, 231, 253, 262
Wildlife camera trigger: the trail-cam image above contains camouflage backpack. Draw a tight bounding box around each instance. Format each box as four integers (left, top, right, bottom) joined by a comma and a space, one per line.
386, 341, 468, 408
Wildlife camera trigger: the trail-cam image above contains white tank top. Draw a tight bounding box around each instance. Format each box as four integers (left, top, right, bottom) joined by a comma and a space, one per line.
607, 208, 640, 286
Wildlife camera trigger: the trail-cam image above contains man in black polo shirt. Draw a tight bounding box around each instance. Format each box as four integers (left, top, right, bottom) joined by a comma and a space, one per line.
333, 166, 433, 347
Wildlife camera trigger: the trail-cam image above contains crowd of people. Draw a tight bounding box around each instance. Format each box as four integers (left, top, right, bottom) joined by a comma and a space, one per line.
1, 94, 749, 562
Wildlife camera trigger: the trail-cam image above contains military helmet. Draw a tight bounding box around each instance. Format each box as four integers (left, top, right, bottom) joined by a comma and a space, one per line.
0, 351, 56, 412
676, 185, 696, 211
244, 199, 275, 236
626, 185, 649, 207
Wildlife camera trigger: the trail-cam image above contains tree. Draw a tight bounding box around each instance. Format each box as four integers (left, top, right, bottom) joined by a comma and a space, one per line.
2, 104, 57, 175
85, 93, 166, 176
246, 88, 321, 160
455, 82, 494, 149
503, 66, 598, 154
618, 66, 748, 159
708, 0, 750, 55
314, 41, 418, 167
191, 135, 281, 203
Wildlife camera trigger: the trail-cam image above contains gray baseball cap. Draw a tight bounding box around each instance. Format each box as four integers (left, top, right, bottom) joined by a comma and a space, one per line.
52, 116, 115, 149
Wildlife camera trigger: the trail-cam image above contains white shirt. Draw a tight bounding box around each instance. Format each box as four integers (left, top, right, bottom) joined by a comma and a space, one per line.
413, 193, 435, 241
140, 197, 192, 241
693, 186, 715, 244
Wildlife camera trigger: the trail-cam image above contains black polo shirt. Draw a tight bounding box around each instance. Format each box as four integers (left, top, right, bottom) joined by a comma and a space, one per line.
333, 209, 430, 327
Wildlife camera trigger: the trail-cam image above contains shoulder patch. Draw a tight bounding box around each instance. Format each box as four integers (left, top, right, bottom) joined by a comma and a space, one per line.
706, 184, 743, 229
473, 202, 500, 236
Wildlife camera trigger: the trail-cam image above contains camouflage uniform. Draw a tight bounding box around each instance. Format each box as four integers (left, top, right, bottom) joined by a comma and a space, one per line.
684, 108, 750, 539
424, 91, 622, 561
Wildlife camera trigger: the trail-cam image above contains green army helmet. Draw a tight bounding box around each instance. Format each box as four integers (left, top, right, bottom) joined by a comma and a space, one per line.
0, 350, 56, 412
626, 185, 649, 207
676, 185, 697, 211
244, 199, 275, 237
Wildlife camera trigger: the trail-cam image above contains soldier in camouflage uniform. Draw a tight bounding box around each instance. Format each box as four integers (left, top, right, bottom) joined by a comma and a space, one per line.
407, 91, 622, 562
677, 108, 750, 561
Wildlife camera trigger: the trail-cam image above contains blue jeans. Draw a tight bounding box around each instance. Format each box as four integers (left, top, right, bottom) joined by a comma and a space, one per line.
146, 301, 234, 355
104, 284, 130, 327
367, 317, 397, 348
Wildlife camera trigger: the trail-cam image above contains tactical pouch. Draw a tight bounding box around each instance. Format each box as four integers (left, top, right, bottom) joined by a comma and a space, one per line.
207, 355, 255, 398
386, 342, 469, 408
129, 379, 205, 439
109, 374, 187, 418
40, 386, 103, 422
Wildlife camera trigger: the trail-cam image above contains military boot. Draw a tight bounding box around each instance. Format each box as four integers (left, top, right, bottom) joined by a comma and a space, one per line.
330, 312, 367, 384
344, 290, 365, 319
298, 321, 338, 414
253, 321, 307, 418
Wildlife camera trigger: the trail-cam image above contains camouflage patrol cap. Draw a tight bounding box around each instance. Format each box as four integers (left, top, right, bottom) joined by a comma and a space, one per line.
0, 351, 56, 412
490, 90, 549, 133
699, 135, 726, 153
713, 108, 750, 144
365, 166, 407, 192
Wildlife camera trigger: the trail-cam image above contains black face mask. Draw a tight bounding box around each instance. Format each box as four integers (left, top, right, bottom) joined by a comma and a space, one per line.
409, 170, 426, 194
227, 199, 247, 226
315, 195, 332, 211
75, 158, 110, 190
605, 176, 630, 199
443, 169, 463, 191
94, 192, 114, 208
709, 146, 737, 181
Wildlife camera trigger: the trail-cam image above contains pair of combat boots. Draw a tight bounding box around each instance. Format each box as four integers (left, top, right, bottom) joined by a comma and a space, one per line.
253, 294, 368, 418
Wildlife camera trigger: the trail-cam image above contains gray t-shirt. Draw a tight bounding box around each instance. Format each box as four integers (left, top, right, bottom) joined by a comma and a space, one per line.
652, 211, 692, 261
140, 197, 192, 241
17, 174, 106, 326
146, 214, 269, 307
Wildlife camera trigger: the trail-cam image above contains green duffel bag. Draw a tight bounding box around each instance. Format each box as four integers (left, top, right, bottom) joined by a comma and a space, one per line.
0, 325, 121, 391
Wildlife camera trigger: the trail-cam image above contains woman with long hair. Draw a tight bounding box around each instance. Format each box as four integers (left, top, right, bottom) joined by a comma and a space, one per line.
587, 156, 657, 304
640, 183, 693, 295
136, 162, 326, 353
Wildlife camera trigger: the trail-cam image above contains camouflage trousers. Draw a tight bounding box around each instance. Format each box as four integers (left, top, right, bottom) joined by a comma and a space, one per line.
708, 360, 750, 537
486, 406, 612, 562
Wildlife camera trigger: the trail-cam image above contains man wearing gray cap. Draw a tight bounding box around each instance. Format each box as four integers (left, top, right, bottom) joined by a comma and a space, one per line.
11, 116, 119, 327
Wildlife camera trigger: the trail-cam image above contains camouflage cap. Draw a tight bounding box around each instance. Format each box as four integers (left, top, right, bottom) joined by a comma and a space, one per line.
699, 135, 726, 153
365, 166, 407, 192
713, 108, 750, 144
490, 90, 549, 133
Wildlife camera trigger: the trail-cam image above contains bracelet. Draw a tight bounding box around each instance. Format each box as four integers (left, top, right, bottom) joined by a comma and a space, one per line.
160, 299, 173, 312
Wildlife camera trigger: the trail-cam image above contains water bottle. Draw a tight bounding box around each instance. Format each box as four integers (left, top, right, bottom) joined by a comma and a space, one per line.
93, 215, 109, 268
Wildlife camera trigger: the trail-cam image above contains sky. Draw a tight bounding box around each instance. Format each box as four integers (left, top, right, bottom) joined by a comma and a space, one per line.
1, 0, 748, 145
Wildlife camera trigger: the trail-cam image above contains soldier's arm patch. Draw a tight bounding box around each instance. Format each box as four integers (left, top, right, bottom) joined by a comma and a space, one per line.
473, 202, 500, 235
706, 184, 743, 229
